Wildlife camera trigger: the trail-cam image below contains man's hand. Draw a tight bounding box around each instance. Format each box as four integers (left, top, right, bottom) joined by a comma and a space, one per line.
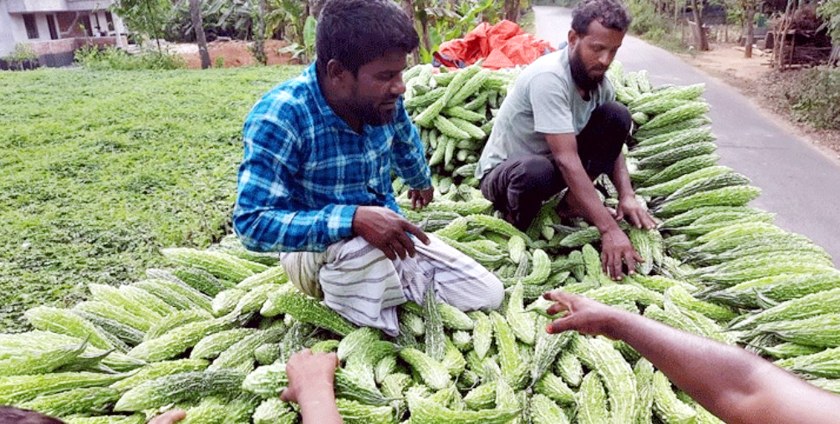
543, 291, 622, 338
600, 227, 642, 280
353, 206, 430, 260
616, 196, 656, 230
280, 349, 338, 405
408, 187, 434, 210
149, 410, 186, 424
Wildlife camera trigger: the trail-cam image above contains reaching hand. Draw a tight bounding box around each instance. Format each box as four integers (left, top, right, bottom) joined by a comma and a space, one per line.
600, 227, 643, 280
408, 187, 434, 210
280, 349, 338, 405
149, 410, 186, 424
616, 197, 657, 230
353, 206, 430, 260
543, 291, 622, 338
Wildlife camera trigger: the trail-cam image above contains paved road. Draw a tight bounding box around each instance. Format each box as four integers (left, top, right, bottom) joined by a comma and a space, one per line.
533, 6, 840, 266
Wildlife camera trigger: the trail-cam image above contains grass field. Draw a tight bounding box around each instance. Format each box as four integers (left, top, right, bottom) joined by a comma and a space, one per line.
0, 65, 303, 331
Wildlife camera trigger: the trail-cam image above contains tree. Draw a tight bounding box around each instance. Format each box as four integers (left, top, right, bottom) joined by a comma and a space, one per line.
111, 0, 173, 54
402, 0, 422, 64
742, 0, 759, 57
251, 0, 268, 65
505, 0, 521, 22
817, 0, 840, 65
689, 0, 709, 50
189, 0, 211, 68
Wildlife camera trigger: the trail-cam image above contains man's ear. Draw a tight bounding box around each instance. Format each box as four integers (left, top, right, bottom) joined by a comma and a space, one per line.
568, 29, 579, 49
326, 59, 350, 85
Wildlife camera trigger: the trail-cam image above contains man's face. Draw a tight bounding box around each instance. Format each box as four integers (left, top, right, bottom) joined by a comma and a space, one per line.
568, 20, 625, 91
348, 49, 408, 126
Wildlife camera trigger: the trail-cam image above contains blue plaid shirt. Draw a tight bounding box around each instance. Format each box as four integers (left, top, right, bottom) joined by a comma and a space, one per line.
233, 64, 432, 253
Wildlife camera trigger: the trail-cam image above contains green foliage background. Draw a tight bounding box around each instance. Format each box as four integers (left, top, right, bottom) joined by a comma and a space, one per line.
0, 66, 302, 331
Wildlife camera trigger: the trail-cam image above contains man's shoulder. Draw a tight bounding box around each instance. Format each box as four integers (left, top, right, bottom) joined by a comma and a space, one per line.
248, 68, 317, 126
258, 73, 314, 113
523, 50, 566, 76
518, 51, 569, 92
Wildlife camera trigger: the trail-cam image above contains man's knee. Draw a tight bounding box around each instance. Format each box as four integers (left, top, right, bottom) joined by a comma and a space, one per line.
507, 155, 558, 192
598, 101, 632, 134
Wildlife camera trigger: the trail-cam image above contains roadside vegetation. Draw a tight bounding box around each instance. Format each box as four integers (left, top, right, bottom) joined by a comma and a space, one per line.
616, 0, 839, 131
0, 66, 301, 330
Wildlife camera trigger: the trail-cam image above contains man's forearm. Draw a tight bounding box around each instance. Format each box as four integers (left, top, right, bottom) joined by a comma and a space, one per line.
606, 309, 776, 420
610, 153, 635, 200
233, 204, 357, 252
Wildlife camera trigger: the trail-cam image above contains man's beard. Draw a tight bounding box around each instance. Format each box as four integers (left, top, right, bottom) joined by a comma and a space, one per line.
349, 93, 398, 126
569, 49, 603, 93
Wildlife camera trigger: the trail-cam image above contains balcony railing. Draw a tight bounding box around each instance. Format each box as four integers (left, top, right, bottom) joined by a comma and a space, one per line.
7, 0, 114, 13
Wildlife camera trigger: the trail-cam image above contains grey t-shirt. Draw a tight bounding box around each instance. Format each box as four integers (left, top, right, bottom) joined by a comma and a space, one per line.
475, 47, 615, 179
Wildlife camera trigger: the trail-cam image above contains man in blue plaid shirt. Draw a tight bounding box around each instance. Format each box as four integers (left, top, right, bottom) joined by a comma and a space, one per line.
233, 0, 503, 335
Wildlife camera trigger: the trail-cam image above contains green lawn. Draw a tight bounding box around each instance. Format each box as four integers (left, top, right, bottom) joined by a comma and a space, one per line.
0, 65, 303, 331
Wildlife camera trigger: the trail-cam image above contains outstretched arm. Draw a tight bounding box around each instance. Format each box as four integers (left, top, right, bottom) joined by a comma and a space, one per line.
543, 290, 840, 424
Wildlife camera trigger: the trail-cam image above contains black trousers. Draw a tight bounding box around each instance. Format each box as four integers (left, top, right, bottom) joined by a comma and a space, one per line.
480, 101, 632, 231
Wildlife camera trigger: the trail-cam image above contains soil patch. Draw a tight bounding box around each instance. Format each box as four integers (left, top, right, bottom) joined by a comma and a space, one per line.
680, 42, 840, 160
173, 39, 299, 68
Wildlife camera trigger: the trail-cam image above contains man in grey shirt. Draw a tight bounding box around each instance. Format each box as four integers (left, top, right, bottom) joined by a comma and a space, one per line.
476, 0, 656, 280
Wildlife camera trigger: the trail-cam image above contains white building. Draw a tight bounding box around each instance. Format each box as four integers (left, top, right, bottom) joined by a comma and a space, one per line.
0, 0, 128, 67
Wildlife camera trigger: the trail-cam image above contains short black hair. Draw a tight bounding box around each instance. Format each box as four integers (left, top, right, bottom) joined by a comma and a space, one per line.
316, 0, 419, 75
0, 407, 64, 424
571, 0, 631, 35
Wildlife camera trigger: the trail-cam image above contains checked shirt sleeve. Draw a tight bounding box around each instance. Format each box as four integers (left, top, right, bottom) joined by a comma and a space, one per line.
233, 113, 356, 253
390, 99, 432, 189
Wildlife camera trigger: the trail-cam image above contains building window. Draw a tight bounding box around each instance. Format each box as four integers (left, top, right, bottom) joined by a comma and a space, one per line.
23, 14, 39, 39
81, 14, 93, 36
47, 14, 59, 40
92, 12, 102, 36
105, 11, 115, 33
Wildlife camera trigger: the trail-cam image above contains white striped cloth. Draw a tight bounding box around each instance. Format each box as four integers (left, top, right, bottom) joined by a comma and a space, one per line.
280, 234, 504, 336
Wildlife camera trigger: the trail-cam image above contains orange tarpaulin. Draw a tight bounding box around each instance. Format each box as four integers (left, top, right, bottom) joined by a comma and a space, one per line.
433, 20, 555, 69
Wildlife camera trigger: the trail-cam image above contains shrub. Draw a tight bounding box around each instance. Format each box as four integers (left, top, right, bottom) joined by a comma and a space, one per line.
626, 0, 669, 36
2, 43, 40, 71
787, 67, 840, 130
74, 45, 185, 71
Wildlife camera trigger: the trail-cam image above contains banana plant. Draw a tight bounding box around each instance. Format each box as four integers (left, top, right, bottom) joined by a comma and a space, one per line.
417, 0, 496, 64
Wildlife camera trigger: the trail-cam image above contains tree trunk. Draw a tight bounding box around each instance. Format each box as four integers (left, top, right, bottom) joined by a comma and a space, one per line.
402, 0, 421, 64
674, 0, 680, 30
744, 4, 755, 58
505, 0, 521, 22
145, 1, 163, 55
252, 0, 267, 65
309, 0, 325, 18
189, 0, 211, 68
690, 0, 709, 51
415, 0, 430, 54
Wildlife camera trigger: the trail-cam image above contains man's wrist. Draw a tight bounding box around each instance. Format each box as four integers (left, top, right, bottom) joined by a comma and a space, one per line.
597, 221, 622, 235
296, 383, 336, 405
601, 308, 631, 340
618, 192, 636, 202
